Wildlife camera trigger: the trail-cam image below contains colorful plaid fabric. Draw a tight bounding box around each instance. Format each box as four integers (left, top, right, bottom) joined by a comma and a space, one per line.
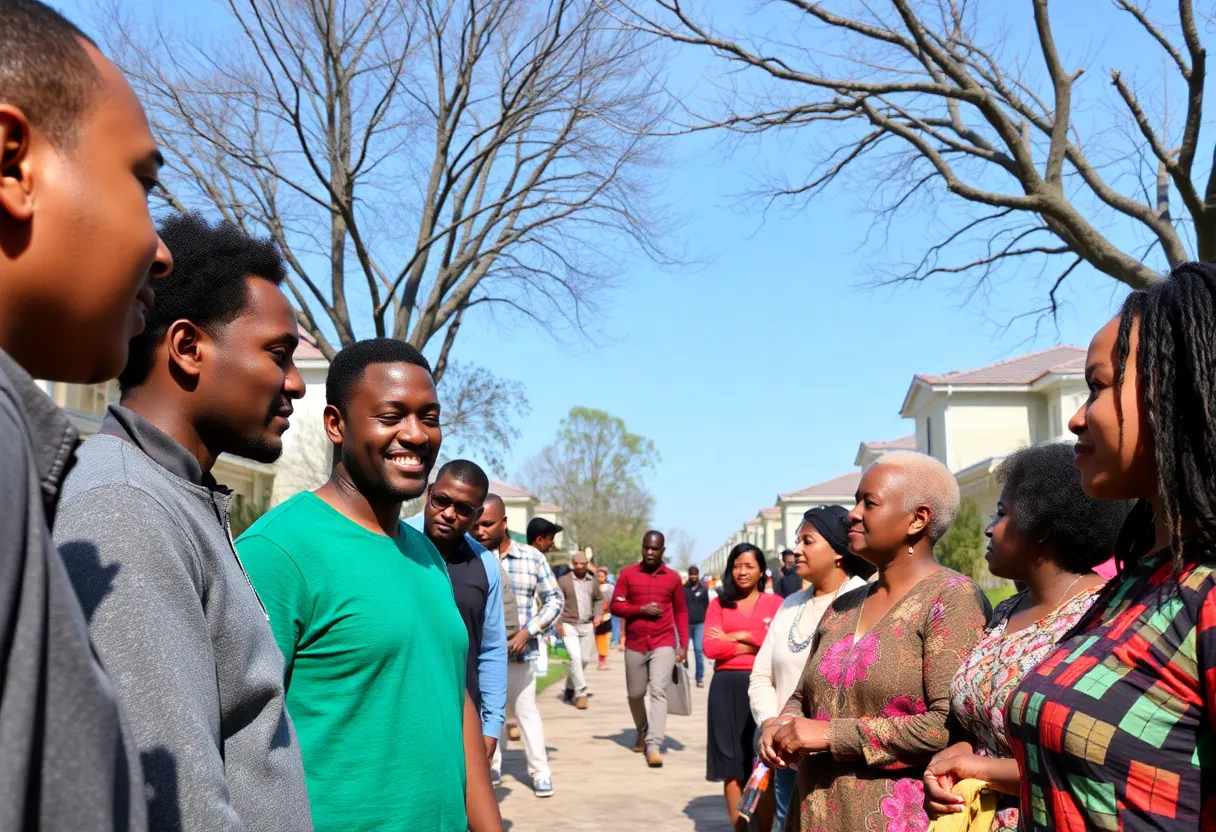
499, 540, 562, 661
1005, 552, 1216, 830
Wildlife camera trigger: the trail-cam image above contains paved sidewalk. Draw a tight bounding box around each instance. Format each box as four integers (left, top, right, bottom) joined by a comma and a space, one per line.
496, 650, 730, 831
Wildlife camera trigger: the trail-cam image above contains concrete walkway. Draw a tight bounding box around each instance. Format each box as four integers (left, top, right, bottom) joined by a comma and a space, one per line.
496, 651, 731, 831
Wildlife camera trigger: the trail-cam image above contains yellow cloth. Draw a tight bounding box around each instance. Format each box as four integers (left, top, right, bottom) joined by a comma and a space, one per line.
927, 779, 998, 832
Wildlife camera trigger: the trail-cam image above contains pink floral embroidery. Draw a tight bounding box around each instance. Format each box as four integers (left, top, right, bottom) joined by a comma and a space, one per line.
879, 778, 928, 832
880, 696, 927, 717
818, 631, 880, 688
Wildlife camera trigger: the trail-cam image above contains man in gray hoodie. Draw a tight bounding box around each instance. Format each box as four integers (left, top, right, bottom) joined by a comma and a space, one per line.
0, 1, 174, 828
54, 213, 313, 830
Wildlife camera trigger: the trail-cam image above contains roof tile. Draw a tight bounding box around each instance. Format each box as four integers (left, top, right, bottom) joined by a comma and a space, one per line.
916, 345, 1085, 386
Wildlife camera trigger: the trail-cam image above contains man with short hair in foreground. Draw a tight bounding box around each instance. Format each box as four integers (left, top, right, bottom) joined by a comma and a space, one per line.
56, 214, 312, 831
239, 339, 500, 832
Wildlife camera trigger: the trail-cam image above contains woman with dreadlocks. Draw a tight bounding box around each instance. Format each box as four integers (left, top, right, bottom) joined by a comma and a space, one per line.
1004, 261, 1216, 831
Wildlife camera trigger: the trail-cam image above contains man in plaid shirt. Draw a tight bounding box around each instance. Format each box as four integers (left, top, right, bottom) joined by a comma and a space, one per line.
474, 494, 562, 798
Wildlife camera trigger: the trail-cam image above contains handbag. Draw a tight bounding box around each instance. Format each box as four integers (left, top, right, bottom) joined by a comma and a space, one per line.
666, 620, 693, 717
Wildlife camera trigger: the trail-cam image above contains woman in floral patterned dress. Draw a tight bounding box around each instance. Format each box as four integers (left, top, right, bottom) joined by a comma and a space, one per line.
768, 451, 990, 832
922, 443, 1128, 830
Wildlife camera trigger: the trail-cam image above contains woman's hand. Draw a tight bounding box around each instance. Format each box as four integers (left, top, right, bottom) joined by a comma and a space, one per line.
771, 717, 828, 762
923, 742, 989, 817
757, 718, 787, 767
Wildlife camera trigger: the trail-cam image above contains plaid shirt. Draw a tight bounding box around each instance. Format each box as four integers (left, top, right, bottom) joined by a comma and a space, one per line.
498, 540, 562, 662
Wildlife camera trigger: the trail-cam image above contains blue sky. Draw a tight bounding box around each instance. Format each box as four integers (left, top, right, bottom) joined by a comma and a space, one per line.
60, 1, 1198, 561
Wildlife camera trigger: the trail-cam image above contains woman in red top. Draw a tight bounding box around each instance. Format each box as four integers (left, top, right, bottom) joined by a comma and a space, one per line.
704, 543, 783, 831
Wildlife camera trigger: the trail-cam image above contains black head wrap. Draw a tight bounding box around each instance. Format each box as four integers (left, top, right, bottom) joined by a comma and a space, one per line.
801, 505, 851, 557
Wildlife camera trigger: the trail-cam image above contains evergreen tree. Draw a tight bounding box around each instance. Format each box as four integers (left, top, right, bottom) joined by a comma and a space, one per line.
935, 498, 987, 582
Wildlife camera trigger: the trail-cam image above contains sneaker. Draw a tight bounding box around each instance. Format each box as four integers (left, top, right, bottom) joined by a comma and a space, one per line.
533, 776, 555, 798
696, 680, 705, 688
574, 695, 589, 710
490, 768, 501, 787
645, 748, 663, 768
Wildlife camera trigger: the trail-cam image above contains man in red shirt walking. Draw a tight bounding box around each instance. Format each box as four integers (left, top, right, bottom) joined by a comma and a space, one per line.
610, 531, 688, 768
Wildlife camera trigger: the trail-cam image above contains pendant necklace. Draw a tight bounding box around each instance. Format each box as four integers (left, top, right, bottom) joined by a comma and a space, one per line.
788, 580, 846, 654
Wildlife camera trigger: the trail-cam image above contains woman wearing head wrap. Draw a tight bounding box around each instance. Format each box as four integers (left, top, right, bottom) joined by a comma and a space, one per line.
762, 451, 990, 832
751, 505, 875, 831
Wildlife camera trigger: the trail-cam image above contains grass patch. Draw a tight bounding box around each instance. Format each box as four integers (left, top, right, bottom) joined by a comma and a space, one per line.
534, 642, 570, 695
536, 659, 568, 694
985, 585, 1017, 606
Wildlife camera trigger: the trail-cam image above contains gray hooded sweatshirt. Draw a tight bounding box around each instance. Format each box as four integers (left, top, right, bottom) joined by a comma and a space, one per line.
55, 406, 313, 832
0, 351, 146, 831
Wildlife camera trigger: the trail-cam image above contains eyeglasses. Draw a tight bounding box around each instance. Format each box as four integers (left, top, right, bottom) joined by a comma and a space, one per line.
428, 491, 480, 520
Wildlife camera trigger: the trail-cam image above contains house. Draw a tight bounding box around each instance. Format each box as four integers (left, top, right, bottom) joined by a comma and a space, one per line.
899, 346, 1087, 516
701, 346, 1087, 575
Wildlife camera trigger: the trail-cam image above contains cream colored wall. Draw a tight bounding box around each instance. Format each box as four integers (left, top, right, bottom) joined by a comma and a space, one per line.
763, 515, 782, 553
941, 393, 1033, 472
272, 362, 332, 505
504, 502, 532, 540
1047, 384, 1088, 439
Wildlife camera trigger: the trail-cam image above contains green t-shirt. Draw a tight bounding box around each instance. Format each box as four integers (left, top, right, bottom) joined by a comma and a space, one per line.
237, 492, 469, 832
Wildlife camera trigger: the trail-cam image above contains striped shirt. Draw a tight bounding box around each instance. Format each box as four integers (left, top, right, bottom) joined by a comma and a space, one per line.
498, 541, 562, 661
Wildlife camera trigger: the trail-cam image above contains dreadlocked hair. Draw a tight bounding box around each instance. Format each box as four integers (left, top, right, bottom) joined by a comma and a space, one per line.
1112, 261, 1216, 574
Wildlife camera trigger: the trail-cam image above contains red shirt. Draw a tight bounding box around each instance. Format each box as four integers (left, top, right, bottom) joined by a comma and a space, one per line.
610, 563, 689, 652
703, 593, 783, 672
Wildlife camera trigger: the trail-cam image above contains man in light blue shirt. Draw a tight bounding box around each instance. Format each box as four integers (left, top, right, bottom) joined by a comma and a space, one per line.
412, 462, 507, 754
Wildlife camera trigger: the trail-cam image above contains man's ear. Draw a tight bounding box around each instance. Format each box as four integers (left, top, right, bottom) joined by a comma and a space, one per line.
0, 107, 35, 224
165, 319, 206, 385
322, 403, 345, 446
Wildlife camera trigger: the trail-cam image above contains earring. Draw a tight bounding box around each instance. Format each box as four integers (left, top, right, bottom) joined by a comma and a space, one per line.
908, 546, 914, 556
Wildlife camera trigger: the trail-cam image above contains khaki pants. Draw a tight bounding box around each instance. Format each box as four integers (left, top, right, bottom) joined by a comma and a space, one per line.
562, 622, 596, 698
624, 646, 675, 751
492, 661, 550, 780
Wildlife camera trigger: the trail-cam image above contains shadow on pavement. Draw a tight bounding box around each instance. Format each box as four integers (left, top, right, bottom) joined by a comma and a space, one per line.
683, 794, 732, 831
592, 728, 687, 753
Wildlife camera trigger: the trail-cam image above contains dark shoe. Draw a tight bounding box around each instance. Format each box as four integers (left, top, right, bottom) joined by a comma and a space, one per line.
574, 695, 589, 710
646, 748, 663, 768
632, 731, 647, 753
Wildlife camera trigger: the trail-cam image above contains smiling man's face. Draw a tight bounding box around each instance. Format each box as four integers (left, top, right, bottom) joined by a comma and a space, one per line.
332, 361, 441, 504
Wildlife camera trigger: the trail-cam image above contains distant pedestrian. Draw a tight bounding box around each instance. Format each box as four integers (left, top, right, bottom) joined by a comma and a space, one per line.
611, 531, 689, 768
557, 551, 603, 708
704, 544, 782, 831
684, 566, 710, 688
527, 517, 563, 555
595, 567, 614, 669
773, 549, 802, 597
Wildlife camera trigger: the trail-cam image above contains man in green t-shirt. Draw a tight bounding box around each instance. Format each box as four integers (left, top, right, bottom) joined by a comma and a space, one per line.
237, 339, 502, 832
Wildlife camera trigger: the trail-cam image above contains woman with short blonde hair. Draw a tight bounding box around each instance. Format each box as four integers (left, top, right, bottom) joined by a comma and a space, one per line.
762, 451, 989, 831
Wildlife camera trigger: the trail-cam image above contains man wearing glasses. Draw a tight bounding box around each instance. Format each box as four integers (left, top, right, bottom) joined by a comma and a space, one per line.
421, 461, 508, 763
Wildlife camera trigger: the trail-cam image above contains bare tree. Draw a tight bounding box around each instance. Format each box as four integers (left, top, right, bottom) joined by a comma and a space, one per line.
667, 528, 697, 570
102, 0, 672, 456
610, 0, 1216, 316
